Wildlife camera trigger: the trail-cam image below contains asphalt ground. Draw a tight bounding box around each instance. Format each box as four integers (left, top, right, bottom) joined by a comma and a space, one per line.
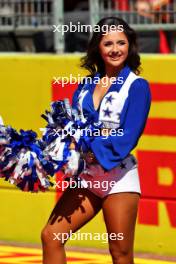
0, 242, 176, 264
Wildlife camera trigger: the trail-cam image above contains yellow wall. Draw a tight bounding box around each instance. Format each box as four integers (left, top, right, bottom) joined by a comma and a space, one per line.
0, 54, 176, 255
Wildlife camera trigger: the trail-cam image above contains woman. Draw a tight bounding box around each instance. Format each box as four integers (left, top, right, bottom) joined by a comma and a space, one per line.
41, 17, 151, 264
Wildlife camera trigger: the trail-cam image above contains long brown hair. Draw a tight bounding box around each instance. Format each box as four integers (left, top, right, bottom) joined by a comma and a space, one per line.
81, 17, 141, 77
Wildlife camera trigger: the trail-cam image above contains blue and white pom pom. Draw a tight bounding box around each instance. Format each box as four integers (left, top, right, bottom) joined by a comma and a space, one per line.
40, 98, 104, 173
40, 99, 82, 175
0, 98, 103, 192
0, 118, 51, 192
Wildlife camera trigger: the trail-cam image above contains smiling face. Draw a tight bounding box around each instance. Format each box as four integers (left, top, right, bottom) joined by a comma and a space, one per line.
99, 30, 129, 74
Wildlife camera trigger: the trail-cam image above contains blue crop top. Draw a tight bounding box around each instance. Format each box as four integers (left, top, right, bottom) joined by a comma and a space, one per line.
72, 65, 151, 170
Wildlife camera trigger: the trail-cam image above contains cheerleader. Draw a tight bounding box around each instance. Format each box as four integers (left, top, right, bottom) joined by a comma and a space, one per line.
41, 17, 151, 264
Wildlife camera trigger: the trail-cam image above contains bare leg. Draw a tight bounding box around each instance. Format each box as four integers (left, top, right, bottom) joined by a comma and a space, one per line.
102, 192, 140, 264
41, 186, 102, 264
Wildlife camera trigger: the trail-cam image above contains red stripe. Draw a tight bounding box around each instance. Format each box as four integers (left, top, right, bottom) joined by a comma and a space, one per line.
52, 81, 176, 102
52, 81, 78, 103
51, 81, 176, 137
144, 118, 176, 136
0, 253, 40, 258
150, 83, 176, 101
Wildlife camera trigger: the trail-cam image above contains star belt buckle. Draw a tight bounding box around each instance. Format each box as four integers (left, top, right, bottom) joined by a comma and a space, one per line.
101, 128, 111, 136
84, 151, 97, 164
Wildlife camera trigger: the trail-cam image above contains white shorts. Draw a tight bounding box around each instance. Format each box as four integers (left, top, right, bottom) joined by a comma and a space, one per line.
77, 154, 141, 198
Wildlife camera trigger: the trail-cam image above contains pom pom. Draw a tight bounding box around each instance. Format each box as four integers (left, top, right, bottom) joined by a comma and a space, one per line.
0, 98, 104, 193
0, 124, 51, 192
